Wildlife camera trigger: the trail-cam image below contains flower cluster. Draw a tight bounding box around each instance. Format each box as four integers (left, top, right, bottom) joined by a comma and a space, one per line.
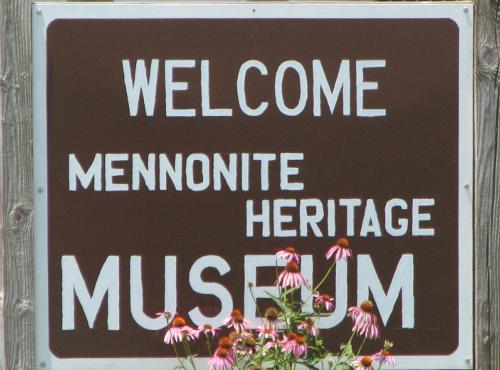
159, 239, 396, 369
353, 341, 395, 369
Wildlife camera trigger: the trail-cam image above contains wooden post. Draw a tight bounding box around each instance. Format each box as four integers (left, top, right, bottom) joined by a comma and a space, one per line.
1, 1, 499, 369
476, 0, 500, 369
0, 0, 7, 368
0, 0, 35, 368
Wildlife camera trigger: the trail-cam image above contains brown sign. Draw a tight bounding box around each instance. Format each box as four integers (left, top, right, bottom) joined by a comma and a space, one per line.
45, 15, 463, 360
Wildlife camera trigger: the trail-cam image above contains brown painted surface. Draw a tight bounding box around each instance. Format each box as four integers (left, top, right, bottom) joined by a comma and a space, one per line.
46, 19, 458, 357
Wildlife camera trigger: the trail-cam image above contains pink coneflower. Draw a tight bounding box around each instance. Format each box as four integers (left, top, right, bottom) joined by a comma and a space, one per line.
217, 337, 236, 359
325, 238, 352, 261
263, 307, 280, 329
372, 341, 395, 367
347, 300, 380, 340
372, 348, 396, 367
313, 293, 335, 311
196, 323, 218, 338
223, 309, 251, 333
163, 316, 197, 344
278, 262, 308, 288
353, 356, 375, 370
238, 332, 258, 355
276, 246, 300, 263
257, 326, 278, 340
208, 347, 236, 370
218, 336, 234, 351
282, 333, 308, 358
298, 317, 319, 336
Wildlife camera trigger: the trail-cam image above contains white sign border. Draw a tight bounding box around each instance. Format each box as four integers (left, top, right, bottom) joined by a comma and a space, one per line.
33, 3, 474, 369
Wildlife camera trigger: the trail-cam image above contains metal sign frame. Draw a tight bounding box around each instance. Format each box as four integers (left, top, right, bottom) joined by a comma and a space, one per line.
33, 3, 473, 369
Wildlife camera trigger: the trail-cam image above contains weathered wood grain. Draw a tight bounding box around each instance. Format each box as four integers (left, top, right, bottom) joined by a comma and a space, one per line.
476, 0, 500, 369
0, 0, 7, 368
0, 0, 35, 368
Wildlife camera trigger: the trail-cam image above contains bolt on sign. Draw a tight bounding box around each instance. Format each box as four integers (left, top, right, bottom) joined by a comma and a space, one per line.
33, 3, 473, 370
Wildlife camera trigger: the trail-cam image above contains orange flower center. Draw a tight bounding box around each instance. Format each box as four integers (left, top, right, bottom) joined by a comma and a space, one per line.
295, 335, 305, 345
231, 309, 242, 317
305, 318, 315, 326
361, 356, 373, 366
244, 337, 257, 347
287, 333, 297, 341
361, 300, 374, 312
233, 314, 245, 324
264, 307, 279, 321
382, 349, 390, 356
172, 317, 186, 327
285, 246, 296, 253
321, 294, 332, 301
229, 331, 238, 341
203, 324, 213, 331
217, 348, 229, 358
218, 337, 233, 349
286, 262, 300, 273
337, 238, 349, 248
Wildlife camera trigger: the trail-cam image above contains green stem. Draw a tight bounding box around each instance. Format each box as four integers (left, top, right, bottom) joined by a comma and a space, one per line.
289, 352, 295, 370
333, 330, 356, 369
249, 286, 263, 318
356, 337, 367, 357
172, 342, 186, 369
301, 260, 337, 311
182, 337, 196, 370
314, 261, 336, 292
205, 335, 213, 357
276, 259, 282, 296
235, 359, 243, 370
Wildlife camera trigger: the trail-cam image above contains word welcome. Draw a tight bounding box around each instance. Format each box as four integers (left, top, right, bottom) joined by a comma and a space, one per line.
122, 59, 386, 118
